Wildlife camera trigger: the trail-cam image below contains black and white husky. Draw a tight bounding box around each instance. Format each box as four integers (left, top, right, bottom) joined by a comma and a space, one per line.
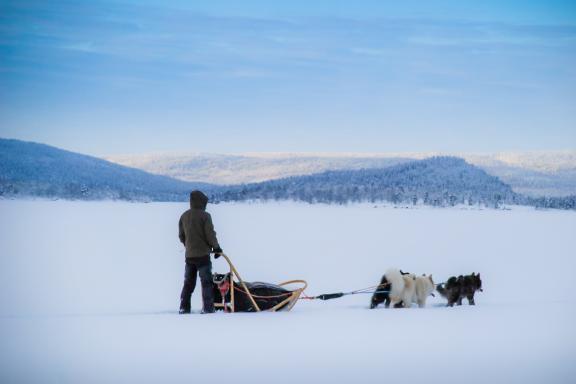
370, 269, 434, 308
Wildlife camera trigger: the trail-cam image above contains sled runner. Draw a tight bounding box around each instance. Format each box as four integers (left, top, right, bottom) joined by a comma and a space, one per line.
213, 254, 307, 313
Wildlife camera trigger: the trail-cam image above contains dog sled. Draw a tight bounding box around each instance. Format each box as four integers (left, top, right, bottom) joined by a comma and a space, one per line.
213, 254, 307, 312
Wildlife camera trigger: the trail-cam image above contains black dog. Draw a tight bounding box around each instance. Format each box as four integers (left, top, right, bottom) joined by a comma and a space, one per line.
437, 273, 482, 307
370, 275, 392, 309
459, 273, 483, 305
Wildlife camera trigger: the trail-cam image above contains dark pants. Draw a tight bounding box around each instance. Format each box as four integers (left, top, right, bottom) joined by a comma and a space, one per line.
180, 258, 214, 312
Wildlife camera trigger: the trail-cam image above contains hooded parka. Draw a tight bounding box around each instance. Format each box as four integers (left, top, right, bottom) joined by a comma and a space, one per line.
178, 190, 220, 261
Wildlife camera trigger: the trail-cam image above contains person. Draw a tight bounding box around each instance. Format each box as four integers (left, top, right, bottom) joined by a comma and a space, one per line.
178, 190, 223, 314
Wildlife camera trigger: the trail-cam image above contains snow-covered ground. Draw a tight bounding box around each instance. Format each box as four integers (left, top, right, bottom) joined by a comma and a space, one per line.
1, 200, 575, 384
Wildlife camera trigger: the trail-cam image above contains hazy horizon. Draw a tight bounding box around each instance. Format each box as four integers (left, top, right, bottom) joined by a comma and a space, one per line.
3, 136, 576, 159
4, 136, 576, 159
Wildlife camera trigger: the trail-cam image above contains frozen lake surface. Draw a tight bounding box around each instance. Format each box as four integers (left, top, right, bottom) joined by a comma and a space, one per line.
0, 200, 575, 383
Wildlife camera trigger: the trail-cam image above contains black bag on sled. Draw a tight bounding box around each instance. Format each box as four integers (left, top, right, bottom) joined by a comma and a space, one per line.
213, 273, 293, 312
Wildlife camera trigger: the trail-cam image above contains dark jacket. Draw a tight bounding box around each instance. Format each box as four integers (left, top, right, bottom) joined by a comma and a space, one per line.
179, 191, 220, 259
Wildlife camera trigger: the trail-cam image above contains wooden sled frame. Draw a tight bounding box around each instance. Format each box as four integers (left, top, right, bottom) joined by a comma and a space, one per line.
215, 254, 307, 313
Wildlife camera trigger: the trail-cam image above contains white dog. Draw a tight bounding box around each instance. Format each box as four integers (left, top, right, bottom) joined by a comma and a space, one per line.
385, 269, 434, 308
385, 268, 415, 308
413, 274, 435, 308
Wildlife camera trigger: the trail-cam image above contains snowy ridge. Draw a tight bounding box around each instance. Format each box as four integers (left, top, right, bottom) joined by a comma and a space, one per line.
0, 138, 212, 201
2, 139, 574, 209
106, 150, 576, 197
106, 152, 413, 185
211, 157, 519, 208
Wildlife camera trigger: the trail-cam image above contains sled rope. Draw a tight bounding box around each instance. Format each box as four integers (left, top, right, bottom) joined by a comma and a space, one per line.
300, 284, 391, 301
301, 280, 446, 301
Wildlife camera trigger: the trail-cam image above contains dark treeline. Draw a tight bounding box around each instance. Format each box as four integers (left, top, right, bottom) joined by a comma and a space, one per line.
526, 195, 576, 210
210, 157, 521, 208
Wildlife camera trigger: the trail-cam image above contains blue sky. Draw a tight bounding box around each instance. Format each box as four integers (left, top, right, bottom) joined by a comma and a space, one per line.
0, 0, 575, 155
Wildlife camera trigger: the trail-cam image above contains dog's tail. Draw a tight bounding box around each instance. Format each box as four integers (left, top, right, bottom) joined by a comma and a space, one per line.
385, 268, 405, 298
436, 283, 447, 298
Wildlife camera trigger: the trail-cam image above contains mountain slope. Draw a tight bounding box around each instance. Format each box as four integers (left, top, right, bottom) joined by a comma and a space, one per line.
106, 153, 414, 185
211, 157, 518, 207
106, 151, 576, 197
0, 139, 213, 201
3, 140, 573, 209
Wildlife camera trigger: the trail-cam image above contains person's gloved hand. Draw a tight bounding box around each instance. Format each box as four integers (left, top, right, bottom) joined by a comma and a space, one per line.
213, 247, 223, 258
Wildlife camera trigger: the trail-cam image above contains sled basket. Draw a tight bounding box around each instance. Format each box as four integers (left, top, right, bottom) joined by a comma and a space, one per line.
214, 254, 307, 313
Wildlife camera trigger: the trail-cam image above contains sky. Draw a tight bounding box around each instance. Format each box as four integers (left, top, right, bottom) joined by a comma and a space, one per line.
0, 0, 575, 156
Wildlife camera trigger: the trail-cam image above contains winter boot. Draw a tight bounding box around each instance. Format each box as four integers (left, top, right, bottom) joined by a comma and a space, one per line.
179, 299, 191, 314
201, 305, 215, 314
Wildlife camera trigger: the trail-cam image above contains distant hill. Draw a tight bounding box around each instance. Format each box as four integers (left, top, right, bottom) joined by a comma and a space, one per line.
106, 152, 413, 185
210, 157, 520, 208
0, 138, 213, 201
463, 152, 576, 197
2, 139, 574, 209
106, 151, 576, 197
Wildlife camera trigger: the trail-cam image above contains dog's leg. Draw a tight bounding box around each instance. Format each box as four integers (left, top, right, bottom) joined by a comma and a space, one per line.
467, 294, 475, 305
417, 298, 425, 308
390, 298, 402, 308
384, 297, 390, 308
457, 296, 463, 306
369, 294, 379, 309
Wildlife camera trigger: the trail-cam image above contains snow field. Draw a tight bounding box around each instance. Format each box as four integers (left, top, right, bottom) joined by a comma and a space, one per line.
0, 200, 575, 383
